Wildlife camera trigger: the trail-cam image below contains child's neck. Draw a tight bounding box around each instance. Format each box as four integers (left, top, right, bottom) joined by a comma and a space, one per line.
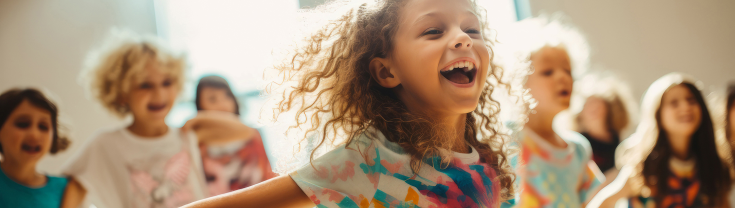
439, 113, 471, 154
128, 119, 169, 138
526, 111, 567, 148
667, 133, 692, 160
0, 160, 46, 187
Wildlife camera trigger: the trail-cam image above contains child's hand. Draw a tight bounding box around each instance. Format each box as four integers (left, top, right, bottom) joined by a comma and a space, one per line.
182, 111, 256, 144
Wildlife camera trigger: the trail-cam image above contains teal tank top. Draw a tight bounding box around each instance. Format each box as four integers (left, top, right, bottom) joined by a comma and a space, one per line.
0, 168, 68, 208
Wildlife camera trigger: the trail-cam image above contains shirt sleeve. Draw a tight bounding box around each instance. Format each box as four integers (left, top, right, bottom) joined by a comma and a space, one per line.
289, 143, 381, 207
578, 155, 606, 203
562, 130, 606, 203
60, 134, 110, 208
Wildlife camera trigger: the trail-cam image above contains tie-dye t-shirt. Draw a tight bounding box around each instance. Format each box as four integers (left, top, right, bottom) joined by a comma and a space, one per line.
504, 129, 605, 208
290, 130, 503, 208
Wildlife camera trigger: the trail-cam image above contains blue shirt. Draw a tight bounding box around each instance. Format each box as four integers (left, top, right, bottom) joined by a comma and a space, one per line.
0, 168, 68, 208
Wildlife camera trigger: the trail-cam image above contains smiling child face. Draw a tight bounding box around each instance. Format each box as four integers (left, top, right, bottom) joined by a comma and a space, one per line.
382, 0, 489, 117
0, 100, 53, 165
126, 60, 179, 123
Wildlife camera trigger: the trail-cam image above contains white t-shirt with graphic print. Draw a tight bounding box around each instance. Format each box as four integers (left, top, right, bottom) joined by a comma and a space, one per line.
62, 126, 207, 208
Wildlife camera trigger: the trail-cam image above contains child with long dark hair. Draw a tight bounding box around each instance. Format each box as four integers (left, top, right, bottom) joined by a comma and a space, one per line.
589, 73, 732, 207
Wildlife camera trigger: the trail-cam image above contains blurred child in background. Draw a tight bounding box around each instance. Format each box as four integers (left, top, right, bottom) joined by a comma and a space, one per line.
194, 75, 275, 196
589, 73, 732, 208
0, 88, 84, 208
61, 30, 255, 208
570, 73, 637, 175
498, 14, 605, 208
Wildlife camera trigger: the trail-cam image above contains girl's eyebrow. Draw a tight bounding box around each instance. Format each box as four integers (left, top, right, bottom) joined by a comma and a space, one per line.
413, 11, 477, 25
413, 12, 440, 25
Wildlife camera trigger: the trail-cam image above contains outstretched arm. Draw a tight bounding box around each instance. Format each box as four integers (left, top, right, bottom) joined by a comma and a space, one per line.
182, 175, 314, 208
586, 166, 633, 208
182, 111, 257, 145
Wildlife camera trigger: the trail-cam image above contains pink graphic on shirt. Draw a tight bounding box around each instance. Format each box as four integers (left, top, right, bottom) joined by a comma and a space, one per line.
128, 150, 195, 208
330, 161, 356, 183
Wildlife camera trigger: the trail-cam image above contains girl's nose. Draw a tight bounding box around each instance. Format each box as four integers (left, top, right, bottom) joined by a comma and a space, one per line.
450, 30, 472, 50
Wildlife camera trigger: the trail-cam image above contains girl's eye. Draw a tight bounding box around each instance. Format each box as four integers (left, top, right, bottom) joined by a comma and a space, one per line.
140, 83, 152, 89
687, 97, 697, 105
38, 123, 50, 132
465, 29, 480, 34
163, 79, 172, 87
422, 28, 443, 36
670, 100, 679, 108
542, 70, 553, 76
14, 121, 31, 129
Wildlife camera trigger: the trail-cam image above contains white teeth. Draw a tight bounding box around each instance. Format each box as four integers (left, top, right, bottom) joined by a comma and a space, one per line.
441, 61, 477, 72
442, 64, 452, 71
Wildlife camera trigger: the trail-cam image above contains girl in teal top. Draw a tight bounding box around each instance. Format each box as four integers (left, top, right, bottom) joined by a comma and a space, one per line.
0, 168, 67, 207
0, 88, 85, 208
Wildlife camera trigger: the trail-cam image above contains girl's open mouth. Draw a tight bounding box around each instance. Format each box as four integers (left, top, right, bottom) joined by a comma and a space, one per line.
440, 60, 477, 85
21, 143, 41, 154
147, 103, 167, 111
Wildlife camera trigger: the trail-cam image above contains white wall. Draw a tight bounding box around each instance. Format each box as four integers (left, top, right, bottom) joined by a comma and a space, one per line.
0, 0, 157, 174
528, 0, 735, 99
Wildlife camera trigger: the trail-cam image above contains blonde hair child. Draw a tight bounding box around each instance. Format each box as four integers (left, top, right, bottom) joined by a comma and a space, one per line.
61, 30, 255, 208
497, 14, 605, 208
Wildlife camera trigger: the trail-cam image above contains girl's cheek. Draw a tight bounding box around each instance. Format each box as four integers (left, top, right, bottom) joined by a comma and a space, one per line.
42, 134, 53, 152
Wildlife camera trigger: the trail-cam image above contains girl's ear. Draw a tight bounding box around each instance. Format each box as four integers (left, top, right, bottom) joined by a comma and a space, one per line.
369, 57, 401, 88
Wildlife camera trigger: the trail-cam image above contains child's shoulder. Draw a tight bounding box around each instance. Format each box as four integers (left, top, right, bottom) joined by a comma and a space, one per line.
557, 129, 593, 159
82, 125, 128, 147
348, 129, 406, 155
303, 128, 409, 169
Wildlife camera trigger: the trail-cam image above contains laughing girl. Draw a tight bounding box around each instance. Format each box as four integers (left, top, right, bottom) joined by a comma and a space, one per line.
184, 0, 518, 207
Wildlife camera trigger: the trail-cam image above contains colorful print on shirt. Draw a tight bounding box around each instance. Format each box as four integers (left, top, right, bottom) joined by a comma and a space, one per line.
290, 130, 503, 208
199, 131, 276, 196
629, 158, 705, 208
506, 129, 604, 208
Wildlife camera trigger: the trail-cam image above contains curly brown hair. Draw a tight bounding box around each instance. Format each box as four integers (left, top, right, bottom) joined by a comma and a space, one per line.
264, 0, 516, 200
